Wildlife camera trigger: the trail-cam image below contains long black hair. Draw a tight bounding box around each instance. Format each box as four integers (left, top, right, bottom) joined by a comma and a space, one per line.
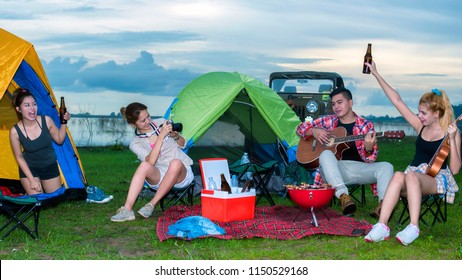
12, 88, 35, 120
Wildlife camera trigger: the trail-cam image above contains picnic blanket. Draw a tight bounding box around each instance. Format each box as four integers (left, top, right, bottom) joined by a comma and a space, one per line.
157, 204, 372, 242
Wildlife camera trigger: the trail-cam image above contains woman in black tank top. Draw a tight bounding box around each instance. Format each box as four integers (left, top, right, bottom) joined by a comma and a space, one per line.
410, 127, 448, 169
9, 88, 70, 195
365, 61, 461, 246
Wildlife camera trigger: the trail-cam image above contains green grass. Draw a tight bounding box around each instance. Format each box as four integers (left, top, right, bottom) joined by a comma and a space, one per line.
0, 137, 461, 260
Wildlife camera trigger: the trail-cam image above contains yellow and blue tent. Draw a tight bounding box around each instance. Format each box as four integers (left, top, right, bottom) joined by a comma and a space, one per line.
0, 28, 86, 198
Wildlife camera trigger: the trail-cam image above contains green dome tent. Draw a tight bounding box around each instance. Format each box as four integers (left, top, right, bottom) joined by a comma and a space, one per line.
165, 72, 302, 163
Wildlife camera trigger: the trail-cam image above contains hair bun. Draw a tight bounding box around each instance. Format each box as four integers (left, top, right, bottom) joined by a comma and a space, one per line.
120, 107, 126, 117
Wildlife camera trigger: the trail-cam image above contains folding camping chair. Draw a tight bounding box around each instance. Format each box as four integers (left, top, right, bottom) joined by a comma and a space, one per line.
158, 181, 196, 211
277, 139, 311, 198
0, 186, 66, 240
347, 184, 367, 205
397, 193, 447, 228
140, 180, 196, 211
229, 160, 278, 205
0, 195, 41, 240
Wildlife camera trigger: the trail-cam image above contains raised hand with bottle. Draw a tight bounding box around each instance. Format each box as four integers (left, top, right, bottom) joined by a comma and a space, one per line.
362, 43, 372, 74
9, 89, 70, 195
59, 97, 69, 124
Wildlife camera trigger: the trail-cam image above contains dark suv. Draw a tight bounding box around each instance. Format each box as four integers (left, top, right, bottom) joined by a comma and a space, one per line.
269, 71, 345, 121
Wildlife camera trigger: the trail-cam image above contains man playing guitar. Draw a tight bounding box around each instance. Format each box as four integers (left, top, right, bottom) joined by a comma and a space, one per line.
296, 88, 394, 217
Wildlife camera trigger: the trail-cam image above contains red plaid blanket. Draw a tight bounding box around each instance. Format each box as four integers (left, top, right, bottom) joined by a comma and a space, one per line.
157, 205, 372, 242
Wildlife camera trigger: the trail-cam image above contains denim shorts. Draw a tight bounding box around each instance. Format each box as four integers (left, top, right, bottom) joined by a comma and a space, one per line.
19, 162, 60, 180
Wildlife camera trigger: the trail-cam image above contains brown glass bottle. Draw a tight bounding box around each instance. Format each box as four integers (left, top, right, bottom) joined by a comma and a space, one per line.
220, 173, 232, 194
241, 180, 252, 193
59, 97, 67, 124
362, 43, 372, 74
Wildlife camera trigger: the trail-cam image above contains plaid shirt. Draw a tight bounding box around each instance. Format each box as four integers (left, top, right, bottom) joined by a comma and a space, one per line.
296, 113, 379, 196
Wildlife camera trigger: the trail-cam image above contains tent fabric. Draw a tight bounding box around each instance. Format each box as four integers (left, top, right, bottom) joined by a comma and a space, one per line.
164, 72, 301, 162
0, 28, 86, 194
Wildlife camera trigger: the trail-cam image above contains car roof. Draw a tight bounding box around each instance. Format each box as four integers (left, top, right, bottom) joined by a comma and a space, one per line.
269, 71, 343, 80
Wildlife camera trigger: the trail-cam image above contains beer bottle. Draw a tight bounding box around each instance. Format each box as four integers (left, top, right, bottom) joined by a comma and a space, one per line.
59, 97, 67, 124
220, 173, 232, 194
362, 43, 372, 74
241, 180, 252, 193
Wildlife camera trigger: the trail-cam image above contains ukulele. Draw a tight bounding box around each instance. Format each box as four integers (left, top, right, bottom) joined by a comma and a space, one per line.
296, 127, 405, 169
426, 114, 462, 177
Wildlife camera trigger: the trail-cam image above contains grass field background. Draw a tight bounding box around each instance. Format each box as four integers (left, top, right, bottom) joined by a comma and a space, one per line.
0, 137, 461, 260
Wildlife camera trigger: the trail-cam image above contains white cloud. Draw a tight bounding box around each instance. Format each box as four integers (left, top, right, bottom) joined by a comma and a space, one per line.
1, 0, 461, 116
59, 89, 175, 116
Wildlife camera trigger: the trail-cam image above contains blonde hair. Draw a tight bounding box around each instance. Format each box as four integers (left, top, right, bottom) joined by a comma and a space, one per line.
419, 89, 454, 131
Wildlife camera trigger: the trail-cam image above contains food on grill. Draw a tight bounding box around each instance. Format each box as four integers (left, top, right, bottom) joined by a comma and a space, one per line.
284, 183, 332, 190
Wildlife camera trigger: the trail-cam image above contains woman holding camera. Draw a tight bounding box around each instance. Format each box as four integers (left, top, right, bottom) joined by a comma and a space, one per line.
111, 102, 194, 222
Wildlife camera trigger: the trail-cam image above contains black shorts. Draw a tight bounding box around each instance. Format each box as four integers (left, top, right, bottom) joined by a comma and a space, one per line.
19, 162, 60, 180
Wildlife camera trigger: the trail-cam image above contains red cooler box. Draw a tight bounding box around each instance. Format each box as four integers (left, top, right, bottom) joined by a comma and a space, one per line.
199, 158, 256, 222
201, 189, 256, 222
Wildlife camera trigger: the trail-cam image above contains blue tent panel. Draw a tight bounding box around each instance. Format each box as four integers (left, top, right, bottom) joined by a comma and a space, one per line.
12, 61, 85, 189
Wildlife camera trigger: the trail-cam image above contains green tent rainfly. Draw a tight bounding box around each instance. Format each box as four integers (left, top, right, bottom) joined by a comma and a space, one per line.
165, 71, 302, 163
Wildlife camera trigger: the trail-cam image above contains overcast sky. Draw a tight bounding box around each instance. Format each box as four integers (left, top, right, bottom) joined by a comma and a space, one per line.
2, 0, 461, 117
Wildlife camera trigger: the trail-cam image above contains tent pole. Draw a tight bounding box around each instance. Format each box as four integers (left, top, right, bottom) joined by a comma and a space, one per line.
249, 100, 253, 160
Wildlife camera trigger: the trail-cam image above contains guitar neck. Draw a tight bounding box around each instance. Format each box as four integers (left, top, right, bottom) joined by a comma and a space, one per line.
333, 132, 385, 144
436, 115, 462, 148
427, 114, 462, 167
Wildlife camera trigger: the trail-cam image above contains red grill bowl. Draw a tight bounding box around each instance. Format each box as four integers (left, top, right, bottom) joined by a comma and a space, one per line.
288, 188, 335, 209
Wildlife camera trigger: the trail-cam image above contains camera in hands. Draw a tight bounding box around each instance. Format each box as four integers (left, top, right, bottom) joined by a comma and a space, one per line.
170, 121, 183, 132
160, 120, 183, 132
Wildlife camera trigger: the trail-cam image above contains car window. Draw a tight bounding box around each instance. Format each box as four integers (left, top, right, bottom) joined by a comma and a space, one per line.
271, 79, 334, 94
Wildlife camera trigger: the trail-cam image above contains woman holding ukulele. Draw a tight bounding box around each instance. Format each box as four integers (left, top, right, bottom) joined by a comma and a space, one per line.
364, 61, 461, 246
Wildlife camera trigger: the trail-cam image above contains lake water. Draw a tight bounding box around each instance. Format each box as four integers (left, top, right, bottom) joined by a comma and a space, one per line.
67, 117, 415, 147
67, 117, 246, 147
67, 117, 130, 147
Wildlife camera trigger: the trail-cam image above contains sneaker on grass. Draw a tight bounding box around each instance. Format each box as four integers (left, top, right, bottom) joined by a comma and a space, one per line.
364, 222, 390, 242
138, 203, 155, 218
395, 224, 420, 246
86, 186, 113, 204
111, 207, 135, 222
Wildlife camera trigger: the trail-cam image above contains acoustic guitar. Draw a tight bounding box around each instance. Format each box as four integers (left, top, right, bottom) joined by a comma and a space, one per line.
426, 114, 462, 177
296, 127, 405, 169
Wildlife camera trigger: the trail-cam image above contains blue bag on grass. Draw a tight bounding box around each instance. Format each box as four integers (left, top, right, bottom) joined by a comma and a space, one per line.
167, 216, 225, 239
